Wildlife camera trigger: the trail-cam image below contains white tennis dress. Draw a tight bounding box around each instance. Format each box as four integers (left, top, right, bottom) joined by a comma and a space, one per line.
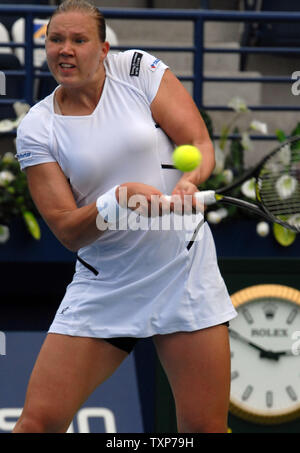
17, 50, 237, 338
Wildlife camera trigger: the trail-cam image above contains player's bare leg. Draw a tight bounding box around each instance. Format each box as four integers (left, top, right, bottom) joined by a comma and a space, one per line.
153, 324, 231, 433
13, 333, 128, 433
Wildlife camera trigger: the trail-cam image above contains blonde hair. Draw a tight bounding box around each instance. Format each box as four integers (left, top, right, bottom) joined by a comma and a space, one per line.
47, 0, 106, 42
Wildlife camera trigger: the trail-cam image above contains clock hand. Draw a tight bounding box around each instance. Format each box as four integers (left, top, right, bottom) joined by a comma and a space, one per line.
229, 328, 267, 352
229, 328, 280, 361
259, 350, 280, 361
272, 349, 299, 358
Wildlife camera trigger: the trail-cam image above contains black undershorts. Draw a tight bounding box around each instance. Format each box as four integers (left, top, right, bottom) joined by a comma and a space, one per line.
104, 322, 230, 354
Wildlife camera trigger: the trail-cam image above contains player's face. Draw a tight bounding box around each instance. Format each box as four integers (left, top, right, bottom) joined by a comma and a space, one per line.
46, 11, 109, 89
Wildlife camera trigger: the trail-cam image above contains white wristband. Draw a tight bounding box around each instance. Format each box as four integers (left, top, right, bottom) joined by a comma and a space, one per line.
96, 185, 128, 227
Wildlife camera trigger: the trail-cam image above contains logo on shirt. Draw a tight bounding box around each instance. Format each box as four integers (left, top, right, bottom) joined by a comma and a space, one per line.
149, 58, 161, 72
130, 52, 143, 77
16, 151, 32, 161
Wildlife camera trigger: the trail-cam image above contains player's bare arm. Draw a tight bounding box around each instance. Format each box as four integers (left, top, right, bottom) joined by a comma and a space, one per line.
26, 162, 104, 251
150, 69, 215, 190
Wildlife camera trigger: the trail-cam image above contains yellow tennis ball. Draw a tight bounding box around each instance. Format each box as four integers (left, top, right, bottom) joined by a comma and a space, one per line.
172, 145, 202, 172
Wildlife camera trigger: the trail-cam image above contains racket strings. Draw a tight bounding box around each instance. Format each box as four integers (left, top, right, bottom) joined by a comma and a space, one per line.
258, 144, 300, 230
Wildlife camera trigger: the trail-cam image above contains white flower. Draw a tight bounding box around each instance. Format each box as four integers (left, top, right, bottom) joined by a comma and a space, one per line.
207, 208, 228, 224
241, 178, 256, 200
0, 119, 15, 133
256, 221, 270, 237
222, 169, 234, 184
227, 97, 249, 113
2, 152, 15, 164
213, 144, 225, 175
289, 214, 300, 230
0, 170, 15, 186
241, 132, 253, 151
0, 225, 10, 244
265, 160, 280, 174
278, 144, 291, 166
13, 101, 30, 118
275, 174, 297, 199
250, 120, 268, 135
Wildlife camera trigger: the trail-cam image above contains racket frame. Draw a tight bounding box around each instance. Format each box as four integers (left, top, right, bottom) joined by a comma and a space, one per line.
203, 136, 300, 232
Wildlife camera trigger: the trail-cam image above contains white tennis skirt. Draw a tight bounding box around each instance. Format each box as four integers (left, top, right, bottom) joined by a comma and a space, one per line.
48, 220, 237, 339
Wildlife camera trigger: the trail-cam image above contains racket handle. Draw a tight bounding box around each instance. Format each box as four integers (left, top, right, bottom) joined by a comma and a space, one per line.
164, 191, 217, 205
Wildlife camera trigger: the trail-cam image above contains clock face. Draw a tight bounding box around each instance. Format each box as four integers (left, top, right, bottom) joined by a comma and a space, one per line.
229, 285, 300, 424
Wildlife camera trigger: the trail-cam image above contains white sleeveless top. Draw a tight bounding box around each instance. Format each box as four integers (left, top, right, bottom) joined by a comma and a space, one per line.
16, 50, 236, 338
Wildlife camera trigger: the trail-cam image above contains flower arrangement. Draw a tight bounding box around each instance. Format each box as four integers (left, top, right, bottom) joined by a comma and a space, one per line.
0, 103, 40, 244
199, 97, 300, 247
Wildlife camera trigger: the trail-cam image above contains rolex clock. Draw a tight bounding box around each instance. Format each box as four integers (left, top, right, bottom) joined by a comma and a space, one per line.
229, 284, 300, 424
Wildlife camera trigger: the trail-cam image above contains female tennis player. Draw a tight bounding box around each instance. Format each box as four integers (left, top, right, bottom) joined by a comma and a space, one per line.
14, 0, 237, 433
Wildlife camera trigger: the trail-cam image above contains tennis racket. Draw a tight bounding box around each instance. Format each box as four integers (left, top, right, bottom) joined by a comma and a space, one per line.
195, 136, 300, 232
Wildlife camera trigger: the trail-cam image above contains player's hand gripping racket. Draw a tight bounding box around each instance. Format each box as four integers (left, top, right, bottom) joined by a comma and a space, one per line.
195, 136, 300, 232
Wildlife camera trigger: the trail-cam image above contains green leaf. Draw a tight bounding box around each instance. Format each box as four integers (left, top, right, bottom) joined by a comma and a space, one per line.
273, 223, 296, 247
275, 129, 287, 142
226, 127, 244, 174
291, 122, 300, 137
219, 125, 231, 151
23, 211, 41, 240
